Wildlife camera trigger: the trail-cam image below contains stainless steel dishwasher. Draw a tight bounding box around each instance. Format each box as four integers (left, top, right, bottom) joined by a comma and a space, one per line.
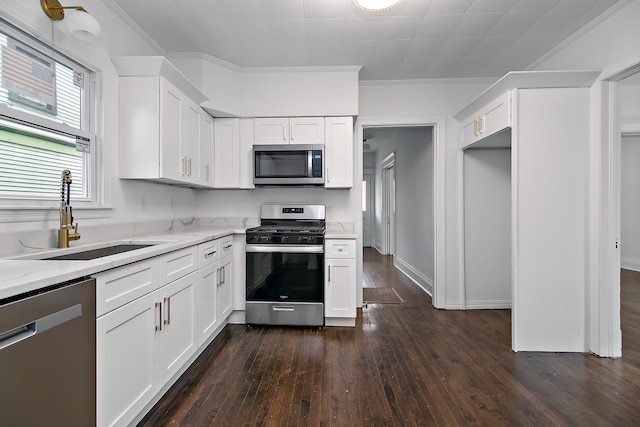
0, 277, 96, 426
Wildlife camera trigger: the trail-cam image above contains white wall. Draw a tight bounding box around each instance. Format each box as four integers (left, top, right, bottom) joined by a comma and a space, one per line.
169, 54, 360, 118
531, 0, 640, 72
0, 2, 199, 241
464, 147, 511, 309
358, 79, 495, 308
621, 135, 640, 271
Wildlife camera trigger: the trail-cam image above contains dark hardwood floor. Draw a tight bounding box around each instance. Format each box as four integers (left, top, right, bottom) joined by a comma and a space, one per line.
139, 249, 640, 426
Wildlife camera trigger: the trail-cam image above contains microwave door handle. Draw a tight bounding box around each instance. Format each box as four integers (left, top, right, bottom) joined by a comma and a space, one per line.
308, 150, 313, 178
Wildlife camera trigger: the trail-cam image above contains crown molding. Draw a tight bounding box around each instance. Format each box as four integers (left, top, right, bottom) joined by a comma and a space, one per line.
359, 77, 498, 86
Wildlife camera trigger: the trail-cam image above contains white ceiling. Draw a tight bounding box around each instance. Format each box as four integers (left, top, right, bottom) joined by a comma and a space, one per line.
107, 0, 621, 81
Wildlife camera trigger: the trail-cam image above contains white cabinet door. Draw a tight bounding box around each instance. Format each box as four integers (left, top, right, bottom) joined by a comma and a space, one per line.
157, 273, 198, 382
290, 117, 324, 145
214, 118, 241, 188
254, 118, 289, 144
160, 79, 184, 182
197, 262, 219, 346
239, 118, 255, 189
218, 254, 234, 320
200, 113, 214, 187
325, 258, 356, 318
182, 101, 202, 184
97, 291, 158, 427
324, 117, 354, 188
254, 117, 325, 145
118, 69, 208, 187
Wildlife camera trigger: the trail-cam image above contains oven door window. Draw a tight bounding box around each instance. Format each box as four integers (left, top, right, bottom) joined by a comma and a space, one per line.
246, 251, 324, 302
255, 151, 308, 178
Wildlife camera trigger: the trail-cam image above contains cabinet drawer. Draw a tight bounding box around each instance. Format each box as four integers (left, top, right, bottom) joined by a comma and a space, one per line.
95, 259, 161, 317
199, 239, 220, 268
160, 246, 198, 285
461, 92, 511, 149
325, 239, 356, 258
220, 235, 233, 258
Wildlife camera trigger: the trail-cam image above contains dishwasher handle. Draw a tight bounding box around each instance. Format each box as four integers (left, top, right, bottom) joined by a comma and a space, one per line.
0, 304, 82, 351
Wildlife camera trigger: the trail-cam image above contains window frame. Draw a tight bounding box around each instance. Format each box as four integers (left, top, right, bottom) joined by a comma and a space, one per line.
0, 17, 107, 223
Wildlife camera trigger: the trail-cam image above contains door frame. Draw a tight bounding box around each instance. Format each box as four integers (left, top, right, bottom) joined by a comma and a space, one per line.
594, 52, 640, 357
381, 153, 395, 255
363, 168, 374, 248
354, 116, 446, 309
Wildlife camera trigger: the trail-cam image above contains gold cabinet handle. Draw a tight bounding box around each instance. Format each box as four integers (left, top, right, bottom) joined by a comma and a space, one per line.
164, 297, 171, 325
155, 302, 162, 331
478, 116, 484, 135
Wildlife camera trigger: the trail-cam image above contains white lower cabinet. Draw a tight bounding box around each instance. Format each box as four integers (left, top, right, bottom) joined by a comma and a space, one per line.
97, 239, 232, 427
324, 238, 356, 324
197, 236, 234, 346
97, 272, 197, 427
218, 253, 233, 320
157, 273, 198, 381
97, 291, 157, 427
197, 262, 219, 346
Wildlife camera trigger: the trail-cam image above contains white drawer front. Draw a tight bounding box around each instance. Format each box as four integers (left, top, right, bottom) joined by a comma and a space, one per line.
325, 239, 356, 259
161, 246, 198, 285
220, 235, 233, 258
199, 240, 220, 268
96, 259, 160, 317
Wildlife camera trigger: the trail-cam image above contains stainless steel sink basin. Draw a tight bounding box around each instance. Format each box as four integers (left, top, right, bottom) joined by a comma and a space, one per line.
42, 244, 155, 260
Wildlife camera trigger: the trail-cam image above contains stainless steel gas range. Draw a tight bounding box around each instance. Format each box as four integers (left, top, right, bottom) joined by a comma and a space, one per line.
245, 204, 325, 327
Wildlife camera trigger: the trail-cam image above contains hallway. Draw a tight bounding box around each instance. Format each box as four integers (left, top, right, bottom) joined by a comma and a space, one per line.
140, 249, 640, 426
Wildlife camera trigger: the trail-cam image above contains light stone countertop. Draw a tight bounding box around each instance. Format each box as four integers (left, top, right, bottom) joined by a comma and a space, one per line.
0, 227, 241, 301
0, 218, 357, 301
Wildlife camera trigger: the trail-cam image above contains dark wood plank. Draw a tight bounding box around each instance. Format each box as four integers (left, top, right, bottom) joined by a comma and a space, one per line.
139, 250, 640, 426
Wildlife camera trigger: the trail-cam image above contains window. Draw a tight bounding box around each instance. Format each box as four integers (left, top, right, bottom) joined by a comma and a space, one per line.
0, 19, 95, 201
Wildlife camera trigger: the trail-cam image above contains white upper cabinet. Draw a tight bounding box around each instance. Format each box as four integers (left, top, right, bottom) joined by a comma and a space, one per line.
211, 118, 254, 189
239, 118, 255, 189
213, 118, 240, 188
200, 113, 214, 186
460, 92, 510, 149
113, 56, 211, 188
324, 116, 354, 188
289, 117, 325, 144
254, 117, 324, 145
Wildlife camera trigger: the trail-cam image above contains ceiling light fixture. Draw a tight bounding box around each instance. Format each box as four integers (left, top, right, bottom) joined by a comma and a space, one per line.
40, 0, 101, 40
354, 0, 403, 12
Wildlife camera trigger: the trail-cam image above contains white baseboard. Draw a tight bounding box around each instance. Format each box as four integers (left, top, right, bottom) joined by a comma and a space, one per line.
621, 257, 640, 272
394, 256, 434, 297
465, 300, 512, 309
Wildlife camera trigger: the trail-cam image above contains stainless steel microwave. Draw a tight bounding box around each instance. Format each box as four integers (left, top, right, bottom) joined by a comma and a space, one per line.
253, 144, 324, 186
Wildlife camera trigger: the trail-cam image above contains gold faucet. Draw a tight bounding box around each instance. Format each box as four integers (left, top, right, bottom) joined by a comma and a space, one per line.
58, 169, 81, 248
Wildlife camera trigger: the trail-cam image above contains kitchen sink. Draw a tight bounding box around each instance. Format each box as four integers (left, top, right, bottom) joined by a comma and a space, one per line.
42, 244, 155, 261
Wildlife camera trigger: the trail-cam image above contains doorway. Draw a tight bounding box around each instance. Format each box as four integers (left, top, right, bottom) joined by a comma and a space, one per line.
597, 61, 640, 357
358, 124, 438, 304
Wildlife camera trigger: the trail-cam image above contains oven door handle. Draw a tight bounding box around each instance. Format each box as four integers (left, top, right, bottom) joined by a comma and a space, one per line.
246, 244, 324, 254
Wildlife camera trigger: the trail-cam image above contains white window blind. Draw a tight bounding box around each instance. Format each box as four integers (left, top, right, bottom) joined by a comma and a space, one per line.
0, 19, 94, 200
